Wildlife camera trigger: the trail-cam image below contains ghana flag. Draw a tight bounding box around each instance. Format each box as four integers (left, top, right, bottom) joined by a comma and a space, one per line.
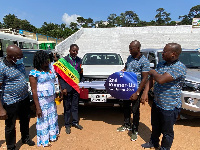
53, 58, 80, 93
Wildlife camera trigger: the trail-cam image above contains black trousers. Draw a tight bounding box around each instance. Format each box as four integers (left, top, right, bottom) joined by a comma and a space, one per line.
151, 102, 180, 150
123, 96, 140, 133
4, 97, 30, 150
63, 88, 79, 128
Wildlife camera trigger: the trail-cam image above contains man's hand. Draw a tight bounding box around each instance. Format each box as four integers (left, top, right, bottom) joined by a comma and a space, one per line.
62, 89, 67, 96
149, 69, 156, 76
129, 92, 138, 101
140, 92, 148, 105
0, 108, 8, 120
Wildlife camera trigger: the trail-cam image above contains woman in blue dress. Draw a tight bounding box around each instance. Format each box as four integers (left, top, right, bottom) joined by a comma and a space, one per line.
29, 50, 59, 147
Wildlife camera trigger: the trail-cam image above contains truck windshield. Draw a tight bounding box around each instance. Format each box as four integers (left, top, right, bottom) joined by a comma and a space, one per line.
82, 53, 124, 65
158, 51, 200, 68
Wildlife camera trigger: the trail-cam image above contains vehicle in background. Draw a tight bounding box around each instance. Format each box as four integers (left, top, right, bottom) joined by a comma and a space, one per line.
141, 48, 200, 118
22, 49, 60, 101
79, 52, 124, 106
0, 32, 38, 57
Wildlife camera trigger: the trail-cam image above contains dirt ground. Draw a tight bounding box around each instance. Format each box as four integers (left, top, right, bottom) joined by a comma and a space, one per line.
0, 101, 200, 150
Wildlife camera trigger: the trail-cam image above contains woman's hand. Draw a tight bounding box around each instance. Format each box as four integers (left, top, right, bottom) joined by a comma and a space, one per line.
36, 107, 42, 118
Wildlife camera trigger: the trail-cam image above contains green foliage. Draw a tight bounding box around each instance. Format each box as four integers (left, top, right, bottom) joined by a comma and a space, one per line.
179, 5, 200, 25
3, 13, 37, 32
178, 15, 192, 25
155, 8, 171, 25
189, 5, 200, 18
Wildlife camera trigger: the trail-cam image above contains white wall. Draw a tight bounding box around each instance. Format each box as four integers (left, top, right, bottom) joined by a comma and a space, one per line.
56, 25, 200, 62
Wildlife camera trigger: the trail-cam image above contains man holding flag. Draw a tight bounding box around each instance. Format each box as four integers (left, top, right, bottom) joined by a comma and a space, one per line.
53, 44, 83, 134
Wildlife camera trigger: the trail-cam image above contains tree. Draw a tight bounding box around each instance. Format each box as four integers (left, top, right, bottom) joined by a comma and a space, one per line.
86, 18, 94, 28
110, 11, 140, 27
76, 17, 94, 28
119, 13, 126, 27
168, 21, 177, 26
3, 14, 17, 28
95, 21, 108, 28
20, 19, 37, 32
155, 8, 171, 25
62, 27, 74, 39
189, 5, 200, 18
115, 16, 123, 27
178, 15, 191, 25
0, 22, 3, 28
69, 22, 79, 31
77, 17, 86, 26
2, 13, 37, 32
107, 14, 117, 27
179, 5, 200, 25
61, 23, 66, 31
124, 11, 139, 26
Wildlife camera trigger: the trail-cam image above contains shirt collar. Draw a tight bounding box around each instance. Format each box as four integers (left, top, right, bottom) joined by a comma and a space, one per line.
163, 59, 179, 66
130, 53, 143, 61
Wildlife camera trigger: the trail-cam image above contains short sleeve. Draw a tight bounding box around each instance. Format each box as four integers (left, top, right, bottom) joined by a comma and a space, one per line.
0, 63, 5, 83
141, 57, 150, 72
167, 63, 186, 80
29, 69, 40, 78
125, 55, 131, 68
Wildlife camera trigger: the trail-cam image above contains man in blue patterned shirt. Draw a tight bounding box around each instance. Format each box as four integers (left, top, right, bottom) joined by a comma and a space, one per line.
0, 45, 35, 150
141, 43, 186, 150
117, 40, 150, 141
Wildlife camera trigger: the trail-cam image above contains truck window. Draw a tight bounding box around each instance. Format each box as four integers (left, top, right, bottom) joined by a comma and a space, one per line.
82, 53, 123, 65
148, 52, 156, 67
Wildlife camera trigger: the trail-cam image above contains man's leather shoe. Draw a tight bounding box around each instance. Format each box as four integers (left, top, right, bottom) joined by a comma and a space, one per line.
66, 127, 71, 134
72, 124, 83, 130
22, 139, 35, 146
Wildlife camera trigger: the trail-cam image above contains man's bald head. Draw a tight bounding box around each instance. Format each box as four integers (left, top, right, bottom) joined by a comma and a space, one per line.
129, 40, 141, 57
130, 40, 141, 49
6, 45, 22, 56
6, 45, 23, 64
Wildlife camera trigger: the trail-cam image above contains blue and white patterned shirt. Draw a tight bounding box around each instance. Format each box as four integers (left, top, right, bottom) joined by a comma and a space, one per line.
0, 58, 28, 105
154, 60, 186, 110
126, 54, 150, 85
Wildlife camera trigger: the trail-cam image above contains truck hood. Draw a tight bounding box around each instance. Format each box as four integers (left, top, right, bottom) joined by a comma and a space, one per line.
82, 65, 124, 76
186, 69, 200, 83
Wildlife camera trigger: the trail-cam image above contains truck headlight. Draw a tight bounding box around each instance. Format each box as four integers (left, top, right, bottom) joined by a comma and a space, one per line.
184, 97, 200, 107
184, 97, 195, 105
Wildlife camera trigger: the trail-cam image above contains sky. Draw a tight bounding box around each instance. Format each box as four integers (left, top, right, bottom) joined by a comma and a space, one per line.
0, 0, 199, 28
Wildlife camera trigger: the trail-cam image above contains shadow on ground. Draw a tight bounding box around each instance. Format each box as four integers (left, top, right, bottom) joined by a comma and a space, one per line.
176, 118, 200, 127
0, 140, 6, 147
127, 122, 151, 142
79, 106, 124, 125
15, 121, 36, 149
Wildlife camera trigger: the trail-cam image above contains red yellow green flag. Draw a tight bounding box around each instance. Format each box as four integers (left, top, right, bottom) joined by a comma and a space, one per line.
53, 58, 80, 93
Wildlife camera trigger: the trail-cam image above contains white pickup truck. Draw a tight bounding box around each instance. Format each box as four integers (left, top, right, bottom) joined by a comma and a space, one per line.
79, 52, 124, 106
141, 48, 200, 118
